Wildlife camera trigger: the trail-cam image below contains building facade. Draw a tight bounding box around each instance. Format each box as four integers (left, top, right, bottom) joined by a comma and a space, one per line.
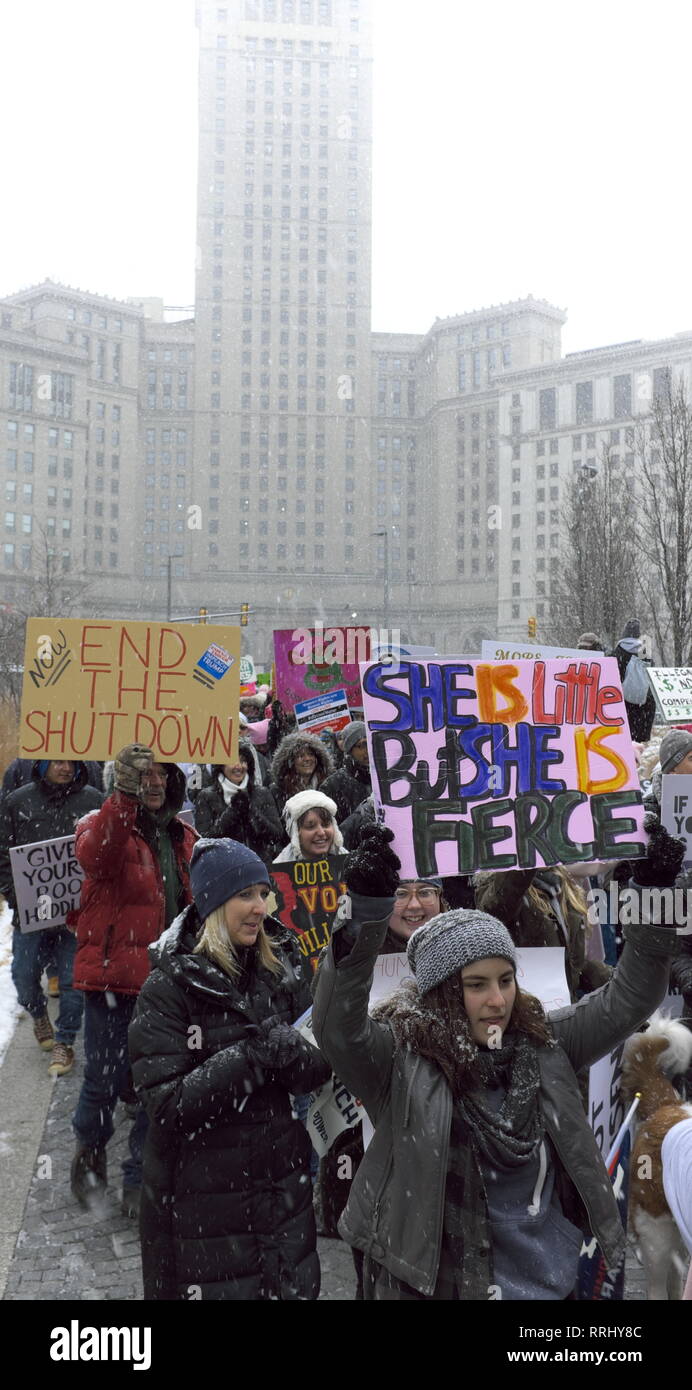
2, 0, 692, 665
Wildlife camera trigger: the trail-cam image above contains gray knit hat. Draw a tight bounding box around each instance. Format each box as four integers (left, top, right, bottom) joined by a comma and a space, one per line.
343, 720, 367, 754
660, 729, 692, 774
406, 909, 517, 995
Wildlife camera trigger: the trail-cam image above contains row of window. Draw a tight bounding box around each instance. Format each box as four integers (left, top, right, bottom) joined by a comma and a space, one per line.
536, 372, 667, 431
146, 348, 190, 364
243, 0, 335, 22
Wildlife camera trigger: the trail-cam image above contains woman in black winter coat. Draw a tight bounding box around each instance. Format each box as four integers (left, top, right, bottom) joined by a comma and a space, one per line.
193, 742, 286, 865
129, 838, 331, 1300
270, 730, 334, 817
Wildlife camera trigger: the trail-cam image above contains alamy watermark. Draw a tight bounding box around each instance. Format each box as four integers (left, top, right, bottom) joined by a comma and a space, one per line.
587, 882, 692, 932
290, 622, 401, 666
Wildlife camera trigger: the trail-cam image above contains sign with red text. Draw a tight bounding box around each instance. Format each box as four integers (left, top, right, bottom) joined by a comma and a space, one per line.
361, 656, 646, 878
19, 619, 241, 763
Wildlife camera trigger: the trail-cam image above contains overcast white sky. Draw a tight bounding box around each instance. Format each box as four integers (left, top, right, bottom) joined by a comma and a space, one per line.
1, 0, 691, 354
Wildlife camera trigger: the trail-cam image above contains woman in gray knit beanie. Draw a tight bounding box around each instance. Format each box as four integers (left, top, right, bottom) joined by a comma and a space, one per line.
312, 824, 679, 1302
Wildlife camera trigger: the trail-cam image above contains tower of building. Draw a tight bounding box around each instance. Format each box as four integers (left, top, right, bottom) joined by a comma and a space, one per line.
191, 0, 374, 656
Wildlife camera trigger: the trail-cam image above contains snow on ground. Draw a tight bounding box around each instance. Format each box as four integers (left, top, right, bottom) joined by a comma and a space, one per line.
0, 898, 21, 1068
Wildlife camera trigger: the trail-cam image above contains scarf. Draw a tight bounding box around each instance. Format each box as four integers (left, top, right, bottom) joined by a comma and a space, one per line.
218, 772, 249, 804
374, 981, 544, 1168
456, 1032, 543, 1169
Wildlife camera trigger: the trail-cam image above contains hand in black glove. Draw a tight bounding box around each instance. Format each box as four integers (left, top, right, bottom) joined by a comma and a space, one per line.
632, 811, 686, 889
246, 1015, 302, 1069
343, 822, 401, 897
218, 790, 250, 836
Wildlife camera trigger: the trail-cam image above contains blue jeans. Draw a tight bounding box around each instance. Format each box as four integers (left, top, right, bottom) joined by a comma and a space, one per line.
72, 991, 148, 1188
12, 926, 83, 1045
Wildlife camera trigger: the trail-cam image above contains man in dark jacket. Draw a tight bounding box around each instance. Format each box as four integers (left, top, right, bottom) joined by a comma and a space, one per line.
193, 741, 285, 864
0, 760, 103, 1076
1, 756, 103, 800
321, 721, 372, 823
70, 744, 197, 1219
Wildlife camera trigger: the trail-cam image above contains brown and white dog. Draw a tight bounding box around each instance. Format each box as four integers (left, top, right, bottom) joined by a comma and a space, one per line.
622, 1013, 692, 1299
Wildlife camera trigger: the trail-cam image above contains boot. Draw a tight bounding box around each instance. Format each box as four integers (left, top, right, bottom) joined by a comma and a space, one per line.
121, 1186, 141, 1220
71, 1145, 107, 1206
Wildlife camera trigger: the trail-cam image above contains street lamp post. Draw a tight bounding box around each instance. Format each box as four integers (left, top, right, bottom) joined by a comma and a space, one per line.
372, 528, 389, 631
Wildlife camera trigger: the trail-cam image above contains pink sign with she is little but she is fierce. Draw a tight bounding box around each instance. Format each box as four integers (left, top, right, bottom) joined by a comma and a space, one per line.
360, 656, 647, 880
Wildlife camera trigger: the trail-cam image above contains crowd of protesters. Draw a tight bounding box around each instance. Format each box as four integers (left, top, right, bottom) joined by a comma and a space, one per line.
1, 621, 691, 1301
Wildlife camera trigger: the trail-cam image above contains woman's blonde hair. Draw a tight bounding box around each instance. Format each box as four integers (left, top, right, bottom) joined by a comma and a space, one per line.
193, 904, 282, 980
526, 866, 591, 935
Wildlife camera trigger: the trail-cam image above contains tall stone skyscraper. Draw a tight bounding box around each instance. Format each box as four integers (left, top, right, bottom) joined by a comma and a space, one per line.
192, 0, 374, 657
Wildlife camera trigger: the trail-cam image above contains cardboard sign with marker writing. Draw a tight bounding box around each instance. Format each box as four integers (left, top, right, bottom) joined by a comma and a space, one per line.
19, 618, 241, 763
362, 655, 646, 878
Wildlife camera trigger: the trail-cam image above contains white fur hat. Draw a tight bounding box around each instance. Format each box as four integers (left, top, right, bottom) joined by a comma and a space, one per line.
282, 789, 344, 856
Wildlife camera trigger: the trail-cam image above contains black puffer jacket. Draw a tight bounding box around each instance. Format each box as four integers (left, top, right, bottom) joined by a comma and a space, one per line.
193, 752, 286, 864
129, 905, 331, 1301
270, 731, 334, 816
0, 762, 103, 910
321, 755, 372, 823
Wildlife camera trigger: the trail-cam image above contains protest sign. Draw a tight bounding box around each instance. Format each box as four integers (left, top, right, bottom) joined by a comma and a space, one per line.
273, 625, 371, 710
361, 655, 646, 878
661, 774, 692, 864
19, 619, 241, 763
648, 667, 692, 723
576, 1041, 630, 1300
239, 655, 256, 696
481, 640, 600, 662
294, 688, 350, 737
271, 854, 348, 974
10, 834, 84, 934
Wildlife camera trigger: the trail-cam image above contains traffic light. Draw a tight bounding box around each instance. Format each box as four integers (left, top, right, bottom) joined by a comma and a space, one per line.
240, 603, 250, 627
527, 616, 537, 639
198, 607, 208, 624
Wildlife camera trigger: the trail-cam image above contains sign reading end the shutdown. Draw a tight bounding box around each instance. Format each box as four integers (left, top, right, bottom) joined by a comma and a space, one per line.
361, 656, 647, 879
19, 618, 242, 763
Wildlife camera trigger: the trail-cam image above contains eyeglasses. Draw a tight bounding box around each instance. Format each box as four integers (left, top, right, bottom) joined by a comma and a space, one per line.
393, 885, 439, 902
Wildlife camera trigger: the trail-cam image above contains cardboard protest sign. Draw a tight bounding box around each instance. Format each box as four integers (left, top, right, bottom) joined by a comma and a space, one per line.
648, 667, 692, 723
481, 640, 600, 662
9, 834, 84, 934
577, 1041, 630, 1300
294, 688, 350, 737
660, 774, 692, 865
271, 853, 348, 973
19, 619, 241, 763
361, 656, 646, 879
273, 625, 371, 711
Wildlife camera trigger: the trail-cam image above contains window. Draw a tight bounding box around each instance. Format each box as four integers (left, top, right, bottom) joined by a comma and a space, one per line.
539, 388, 556, 432
576, 381, 593, 426
613, 374, 632, 419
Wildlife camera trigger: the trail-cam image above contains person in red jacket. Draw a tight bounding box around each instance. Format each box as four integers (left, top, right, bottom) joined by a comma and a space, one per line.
70, 744, 197, 1219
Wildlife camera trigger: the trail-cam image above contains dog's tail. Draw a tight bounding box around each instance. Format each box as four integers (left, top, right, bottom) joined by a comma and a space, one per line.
622, 1012, 692, 1121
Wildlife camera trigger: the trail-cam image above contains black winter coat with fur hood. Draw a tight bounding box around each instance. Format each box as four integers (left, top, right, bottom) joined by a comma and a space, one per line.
129, 905, 331, 1301
269, 731, 334, 816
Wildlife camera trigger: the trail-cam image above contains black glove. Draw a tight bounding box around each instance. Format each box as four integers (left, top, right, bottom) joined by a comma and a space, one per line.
246, 1015, 303, 1070
248, 805, 278, 848
632, 811, 686, 889
217, 790, 250, 837
343, 823, 401, 897
113, 744, 153, 797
